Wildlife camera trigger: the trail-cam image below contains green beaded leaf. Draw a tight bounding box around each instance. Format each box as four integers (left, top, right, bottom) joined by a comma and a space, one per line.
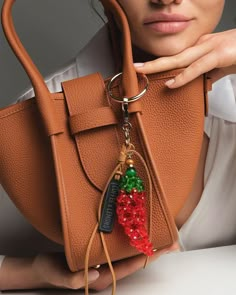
125, 167, 137, 177
119, 167, 144, 192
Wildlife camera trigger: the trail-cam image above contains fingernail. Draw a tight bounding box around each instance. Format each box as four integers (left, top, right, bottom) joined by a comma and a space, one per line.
88, 269, 100, 283
134, 63, 144, 68
165, 79, 175, 87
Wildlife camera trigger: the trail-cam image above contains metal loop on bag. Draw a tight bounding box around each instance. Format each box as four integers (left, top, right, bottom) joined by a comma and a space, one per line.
107, 72, 149, 103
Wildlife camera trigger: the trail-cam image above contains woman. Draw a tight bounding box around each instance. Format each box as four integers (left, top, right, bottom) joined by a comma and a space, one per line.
0, 0, 236, 291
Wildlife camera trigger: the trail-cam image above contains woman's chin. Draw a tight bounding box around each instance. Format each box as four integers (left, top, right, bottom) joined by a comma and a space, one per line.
147, 44, 188, 58
134, 37, 192, 59
132, 37, 195, 61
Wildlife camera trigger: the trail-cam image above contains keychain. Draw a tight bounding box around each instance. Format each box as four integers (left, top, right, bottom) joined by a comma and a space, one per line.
99, 73, 154, 257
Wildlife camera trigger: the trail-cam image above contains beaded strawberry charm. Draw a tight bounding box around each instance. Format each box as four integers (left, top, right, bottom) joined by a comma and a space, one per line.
116, 156, 154, 256
102, 72, 154, 256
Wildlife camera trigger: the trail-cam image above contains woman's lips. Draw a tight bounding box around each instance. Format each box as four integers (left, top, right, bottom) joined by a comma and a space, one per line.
145, 20, 192, 33
144, 13, 193, 34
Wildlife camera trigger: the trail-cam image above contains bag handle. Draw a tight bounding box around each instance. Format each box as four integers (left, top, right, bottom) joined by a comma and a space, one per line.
1, 0, 139, 133
1, 0, 64, 135
100, 0, 139, 97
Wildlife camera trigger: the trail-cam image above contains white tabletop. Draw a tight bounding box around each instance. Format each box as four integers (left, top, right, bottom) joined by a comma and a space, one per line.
2, 245, 236, 295
99, 244, 236, 295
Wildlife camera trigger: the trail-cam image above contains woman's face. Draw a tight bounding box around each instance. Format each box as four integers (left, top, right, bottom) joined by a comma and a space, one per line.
116, 0, 225, 57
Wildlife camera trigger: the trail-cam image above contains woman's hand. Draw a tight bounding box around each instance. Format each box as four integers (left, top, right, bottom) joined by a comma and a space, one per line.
134, 29, 236, 88
0, 242, 179, 291
0, 253, 99, 290
32, 253, 100, 289
34, 242, 179, 291
89, 241, 179, 291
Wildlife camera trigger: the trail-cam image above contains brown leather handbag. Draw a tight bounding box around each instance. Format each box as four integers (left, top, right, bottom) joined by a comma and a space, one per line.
0, 0, 209, 292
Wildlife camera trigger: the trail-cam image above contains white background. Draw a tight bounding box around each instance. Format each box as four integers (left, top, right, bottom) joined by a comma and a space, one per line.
0, 0, 235, 107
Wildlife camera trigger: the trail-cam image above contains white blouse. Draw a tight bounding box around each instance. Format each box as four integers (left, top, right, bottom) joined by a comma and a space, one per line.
179, 76, 236, 250
0, 26, 236, 267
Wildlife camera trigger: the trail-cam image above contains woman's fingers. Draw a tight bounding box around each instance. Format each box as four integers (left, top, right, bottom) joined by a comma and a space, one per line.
165, 51, 218, 88
62, 269, 99, 290
32, 253, 99, 290
89, 241, 179, 291
32, 241, 179, 291
134, 42, 212, 74
134, 29, 236, 88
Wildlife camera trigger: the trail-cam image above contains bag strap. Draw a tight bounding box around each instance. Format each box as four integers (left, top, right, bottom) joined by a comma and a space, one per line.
1, 0, 140, 133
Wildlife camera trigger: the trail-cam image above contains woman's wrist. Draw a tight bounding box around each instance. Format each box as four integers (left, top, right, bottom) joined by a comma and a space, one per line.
0, 256, 48, 290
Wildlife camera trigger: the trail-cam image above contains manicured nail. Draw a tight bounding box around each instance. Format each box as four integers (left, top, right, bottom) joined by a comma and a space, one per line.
165, 79, 175, 87
88, 269, 100, 283
134, 63, 144, 68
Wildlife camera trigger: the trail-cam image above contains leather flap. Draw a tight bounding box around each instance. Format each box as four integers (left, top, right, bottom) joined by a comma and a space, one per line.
62, 73, 121, 191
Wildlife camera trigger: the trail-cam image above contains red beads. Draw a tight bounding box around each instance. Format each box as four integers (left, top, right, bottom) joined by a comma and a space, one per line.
116, 189, 154, 256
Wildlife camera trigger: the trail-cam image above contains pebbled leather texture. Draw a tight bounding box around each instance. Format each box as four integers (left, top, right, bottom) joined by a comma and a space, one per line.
0, 0, 209, 271
0, 69, 206, 270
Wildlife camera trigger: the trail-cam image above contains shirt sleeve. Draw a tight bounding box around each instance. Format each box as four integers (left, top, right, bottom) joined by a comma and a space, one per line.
204, 115, 213, 138
14, 58, 79, 104
203, 74, 236, 138
0, 255, 5, 269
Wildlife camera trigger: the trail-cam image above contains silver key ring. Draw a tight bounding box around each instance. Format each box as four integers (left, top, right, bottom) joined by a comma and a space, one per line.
107, 72, 149, 103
